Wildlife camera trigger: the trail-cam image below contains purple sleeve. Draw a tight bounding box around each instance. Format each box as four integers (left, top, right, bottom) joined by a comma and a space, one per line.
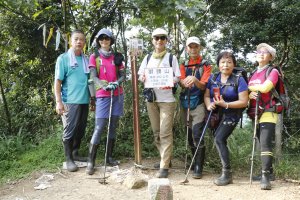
238, 77, 248, 93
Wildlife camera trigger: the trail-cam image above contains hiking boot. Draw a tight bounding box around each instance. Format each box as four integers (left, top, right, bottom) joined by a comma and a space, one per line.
156, 169, 169, 178
86, 144, 98, 175
63, 139, 78, 172
252, 173, 275, 181
192, 147, 205, 179
72, 139, 87, 162
106, 139, 119, 166
214, 169, 233, 186
153, 161, 172, 169
260, 171, 271, 190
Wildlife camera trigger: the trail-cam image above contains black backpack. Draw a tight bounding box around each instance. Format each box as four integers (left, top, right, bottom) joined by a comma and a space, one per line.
211, 68, 248, 127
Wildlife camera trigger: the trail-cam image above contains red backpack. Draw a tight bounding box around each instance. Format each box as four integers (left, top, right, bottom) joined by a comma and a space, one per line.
249, 65, 290, 117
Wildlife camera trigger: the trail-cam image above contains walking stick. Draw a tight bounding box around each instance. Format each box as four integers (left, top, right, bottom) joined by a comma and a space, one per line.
184, 89, 191, 175
249, 92, 260, 185
99, 90, 114, 185
180, 110, 213, 185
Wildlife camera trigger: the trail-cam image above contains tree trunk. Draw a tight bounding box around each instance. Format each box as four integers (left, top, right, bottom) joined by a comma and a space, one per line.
0, 77, 12, 134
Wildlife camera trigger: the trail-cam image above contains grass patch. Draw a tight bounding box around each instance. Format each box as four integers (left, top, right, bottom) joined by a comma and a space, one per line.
0, 132, 63, 185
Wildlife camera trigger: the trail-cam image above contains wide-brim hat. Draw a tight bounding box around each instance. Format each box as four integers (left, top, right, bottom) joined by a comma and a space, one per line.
257, 43, 276, 61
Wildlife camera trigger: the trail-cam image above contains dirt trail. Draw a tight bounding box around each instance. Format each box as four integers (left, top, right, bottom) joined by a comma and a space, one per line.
1, 159, 299, 200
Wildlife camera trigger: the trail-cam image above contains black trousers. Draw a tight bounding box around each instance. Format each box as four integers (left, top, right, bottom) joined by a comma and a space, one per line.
214, 118, 238, 169
257, 122, 275, 171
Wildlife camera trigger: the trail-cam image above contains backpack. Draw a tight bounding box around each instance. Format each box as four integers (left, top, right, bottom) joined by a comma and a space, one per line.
249, 65, 290, 117
233, 66, 248, 84
210, 69, 248, 128
182, 59, 210, 78
179, 59, 210, 110
146, 53, 178, 94
95, 52, 124, 76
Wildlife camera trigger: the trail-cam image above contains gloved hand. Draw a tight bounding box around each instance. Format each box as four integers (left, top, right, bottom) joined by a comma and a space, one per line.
95, 80, 108, 91
105, 82, 119, 91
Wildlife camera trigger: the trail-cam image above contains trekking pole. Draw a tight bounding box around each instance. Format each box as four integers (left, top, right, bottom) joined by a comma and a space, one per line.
180, 110, 213, 185
249, 92, 260, 185
184, 89, 191, 175
99, 90, 114, 185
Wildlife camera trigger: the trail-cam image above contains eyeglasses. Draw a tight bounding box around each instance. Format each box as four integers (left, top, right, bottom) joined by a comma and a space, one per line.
256, 50, 270, 54
153, 36, 167, 41
99, 35, 111, 41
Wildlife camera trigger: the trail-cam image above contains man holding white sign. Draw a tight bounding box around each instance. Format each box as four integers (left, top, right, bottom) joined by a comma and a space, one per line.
138, 28, 180, 178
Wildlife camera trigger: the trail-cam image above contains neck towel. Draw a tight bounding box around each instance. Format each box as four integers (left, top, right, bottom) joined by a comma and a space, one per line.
68, 48, 89, 73
153, 50, 167, 59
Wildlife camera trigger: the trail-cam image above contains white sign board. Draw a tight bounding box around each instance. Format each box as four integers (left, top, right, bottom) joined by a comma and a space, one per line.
144, 67, 174, 88
129, 38, 143, 56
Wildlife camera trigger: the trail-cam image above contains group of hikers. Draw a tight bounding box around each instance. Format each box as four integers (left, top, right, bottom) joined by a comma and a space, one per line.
54, 27, 281, 190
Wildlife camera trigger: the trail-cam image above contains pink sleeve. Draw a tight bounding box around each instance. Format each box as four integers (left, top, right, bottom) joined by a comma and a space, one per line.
89, 54, 96, 68
119, 63, 125, 70
267, 68, 279, 86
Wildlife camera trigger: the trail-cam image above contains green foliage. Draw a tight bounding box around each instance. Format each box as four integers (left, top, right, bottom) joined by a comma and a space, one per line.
0, 0, 299, 184
276, 155, 300, 180
0, 127, 63, 184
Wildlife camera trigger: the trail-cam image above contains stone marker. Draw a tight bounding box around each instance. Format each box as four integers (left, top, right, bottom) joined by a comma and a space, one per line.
148, 178, 173, 200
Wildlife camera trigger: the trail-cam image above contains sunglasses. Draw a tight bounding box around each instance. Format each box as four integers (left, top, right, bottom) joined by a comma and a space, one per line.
99, 35, 111, 41
153, 36, 167, 41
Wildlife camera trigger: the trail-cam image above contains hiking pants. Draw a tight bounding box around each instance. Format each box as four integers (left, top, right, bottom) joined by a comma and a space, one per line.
90, 116, 119, 145
257, 122, 275, 171
61, 104, 89, 142
147, 102, 176, 169
214, 117, 237, 169
181, 103, 206, 147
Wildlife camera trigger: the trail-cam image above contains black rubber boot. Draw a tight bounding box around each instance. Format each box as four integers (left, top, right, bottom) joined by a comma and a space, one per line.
106, 139, 119, 166
252, 167, 275, 181
193, 147, 205, 179
63, 140, 78, 172
214, 169, 233, 186
156, 169, 169, 178
153, 161, 172, 169
86, 144, 98, 175
72, 139, 87, 162
260, 170, 272, 190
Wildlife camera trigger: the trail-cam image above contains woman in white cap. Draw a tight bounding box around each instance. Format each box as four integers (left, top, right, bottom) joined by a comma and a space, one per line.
86, 28, 125, 175
248, 43, 279, 190
138, 28, 181, 178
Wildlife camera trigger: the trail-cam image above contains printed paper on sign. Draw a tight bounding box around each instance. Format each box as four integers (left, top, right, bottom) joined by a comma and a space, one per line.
144, 67, 174, 88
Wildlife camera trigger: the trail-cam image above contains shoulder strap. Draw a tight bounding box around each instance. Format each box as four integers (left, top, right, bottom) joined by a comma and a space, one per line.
146, 53, 152, 65
95, 56, 101, 76
169, 53, 173, 67
211, 72, 220, 85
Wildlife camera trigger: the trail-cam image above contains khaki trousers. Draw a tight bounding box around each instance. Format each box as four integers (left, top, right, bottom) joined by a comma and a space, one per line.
147, 102, 176, 169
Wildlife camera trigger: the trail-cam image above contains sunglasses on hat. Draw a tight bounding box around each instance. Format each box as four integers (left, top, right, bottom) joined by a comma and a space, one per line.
99, 35, 111, 41
153, 36, 167, 41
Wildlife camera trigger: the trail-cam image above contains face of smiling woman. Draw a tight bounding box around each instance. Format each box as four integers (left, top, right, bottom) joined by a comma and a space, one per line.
152, 35, 167, 53
256, 47, 273, 67
219, 56, 235, 76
